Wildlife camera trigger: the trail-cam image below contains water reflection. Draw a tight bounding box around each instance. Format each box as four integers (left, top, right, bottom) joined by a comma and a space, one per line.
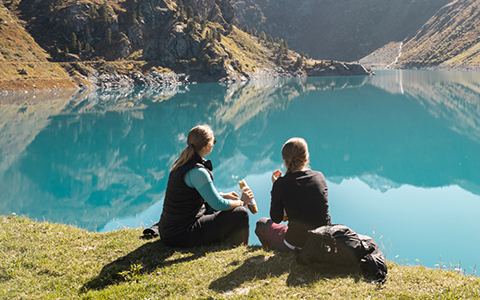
1, 71, 480, 271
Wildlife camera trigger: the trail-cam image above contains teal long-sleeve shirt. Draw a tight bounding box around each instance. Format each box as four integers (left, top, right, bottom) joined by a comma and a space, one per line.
183, 167, 231, 211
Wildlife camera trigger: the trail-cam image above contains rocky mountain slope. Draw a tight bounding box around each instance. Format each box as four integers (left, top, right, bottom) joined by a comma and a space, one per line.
233, 0, 451, 62
362, 0, 480, 70
1, 0, 372, 93
234, 0, 480, 70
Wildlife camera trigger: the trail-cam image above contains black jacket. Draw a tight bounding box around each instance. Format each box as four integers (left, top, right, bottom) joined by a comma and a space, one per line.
159, 154, 213, 239
270, 170, 331, 248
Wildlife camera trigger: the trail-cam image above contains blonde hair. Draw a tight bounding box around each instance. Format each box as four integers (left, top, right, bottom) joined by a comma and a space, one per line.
171, 125, 214, 172
282, 137, 310, 173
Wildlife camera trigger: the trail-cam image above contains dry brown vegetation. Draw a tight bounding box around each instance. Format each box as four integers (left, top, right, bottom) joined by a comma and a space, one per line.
0, 4, 76, 92
398, 0, 480, 68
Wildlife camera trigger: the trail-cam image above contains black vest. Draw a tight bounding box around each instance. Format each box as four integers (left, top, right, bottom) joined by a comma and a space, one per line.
158, 154, 214, 239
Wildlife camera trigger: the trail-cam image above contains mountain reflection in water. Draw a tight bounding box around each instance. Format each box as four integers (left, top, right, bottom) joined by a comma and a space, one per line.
1, 70, 480, 272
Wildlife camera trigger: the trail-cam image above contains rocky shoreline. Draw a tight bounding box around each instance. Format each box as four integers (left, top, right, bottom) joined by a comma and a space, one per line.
85, 69, 192, 89
82, 62, 374, 89
1, 62, 375, 95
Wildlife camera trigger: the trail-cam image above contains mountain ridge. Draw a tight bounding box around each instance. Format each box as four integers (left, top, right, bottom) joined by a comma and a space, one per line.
233, 0, 480, 70
0, 0, 372, 93
233, 0, 451, 62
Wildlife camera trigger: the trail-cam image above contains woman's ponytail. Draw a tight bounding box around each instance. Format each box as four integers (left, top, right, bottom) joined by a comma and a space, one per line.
170, 125, 214, 172
171, 144, 196, 172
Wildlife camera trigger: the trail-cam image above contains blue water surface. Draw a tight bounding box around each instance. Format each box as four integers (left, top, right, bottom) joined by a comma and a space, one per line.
1, 70, 480, 274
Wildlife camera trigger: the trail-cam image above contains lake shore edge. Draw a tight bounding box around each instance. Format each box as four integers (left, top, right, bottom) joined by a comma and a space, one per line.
1, 214, 478, 299
1, 61, 374, 96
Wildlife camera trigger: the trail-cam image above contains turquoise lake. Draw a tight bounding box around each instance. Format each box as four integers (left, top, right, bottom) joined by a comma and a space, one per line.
1, 70, 480, 274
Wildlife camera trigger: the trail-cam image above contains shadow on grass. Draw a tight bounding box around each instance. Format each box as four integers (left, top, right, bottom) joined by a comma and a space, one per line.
81, 239, 365, 293
81, 238, 229, 292
209, 247, 362, 292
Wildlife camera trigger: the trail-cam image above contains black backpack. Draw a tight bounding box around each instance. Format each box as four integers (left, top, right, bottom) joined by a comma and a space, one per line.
295, 224, 388, 284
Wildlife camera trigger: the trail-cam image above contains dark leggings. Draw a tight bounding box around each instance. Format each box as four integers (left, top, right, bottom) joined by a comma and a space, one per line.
162, 206, 249, 248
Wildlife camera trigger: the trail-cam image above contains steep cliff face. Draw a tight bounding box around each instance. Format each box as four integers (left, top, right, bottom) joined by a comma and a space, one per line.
2, 0, 254, 84
5, 0, 237, 62
233, 0, 451, 61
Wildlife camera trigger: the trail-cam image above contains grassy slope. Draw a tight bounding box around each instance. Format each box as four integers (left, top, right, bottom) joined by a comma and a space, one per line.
397, 0, 480, 68
0, 3, 76, 91
362, 0, 480, 69
1, 215, 479, 299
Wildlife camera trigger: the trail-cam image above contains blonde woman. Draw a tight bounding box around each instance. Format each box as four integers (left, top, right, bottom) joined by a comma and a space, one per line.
159, 125, 253, 247
255, 137, 331, 252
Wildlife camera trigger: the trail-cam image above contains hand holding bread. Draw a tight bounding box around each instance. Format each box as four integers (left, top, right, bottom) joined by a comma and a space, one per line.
239, 179, 258, 214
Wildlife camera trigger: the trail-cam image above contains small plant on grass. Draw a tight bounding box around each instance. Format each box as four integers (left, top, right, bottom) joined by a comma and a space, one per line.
119, 263, 143, 282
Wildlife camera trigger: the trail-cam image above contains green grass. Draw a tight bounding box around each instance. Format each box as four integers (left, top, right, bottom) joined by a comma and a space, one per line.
1, 215, 479, 299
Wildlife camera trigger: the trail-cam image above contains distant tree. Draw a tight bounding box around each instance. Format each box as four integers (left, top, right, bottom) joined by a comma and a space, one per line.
127, 11, 137, 25
176, 3, 185, 22
215, 30, 222, 42
98, 3, 111, 24
301, 51, 304, 58
296, 56, 303, 67
90, 4, 99, 19
267, 35, 273, 43
177, 3, 184, 13
280, 39, 289, 53
85, 43, 91, 54
106, 28, 112, 45
70, 32, 78, 52
274, 37, 280, 44
251, 27, 257, 36
202, 30, 214, 46
186, 20, 195, 34
207, 30, 215, 44
186, 6, 194, 19
276, 55, 283, 66
242, 24, 249, 33
260, 31, 266, 41
203, 53, 211, 65
305, 54, 309, 59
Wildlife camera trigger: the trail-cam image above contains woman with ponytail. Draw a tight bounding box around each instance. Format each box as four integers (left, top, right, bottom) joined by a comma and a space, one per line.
255, 137, 331, 252
158, 125, 253, 247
